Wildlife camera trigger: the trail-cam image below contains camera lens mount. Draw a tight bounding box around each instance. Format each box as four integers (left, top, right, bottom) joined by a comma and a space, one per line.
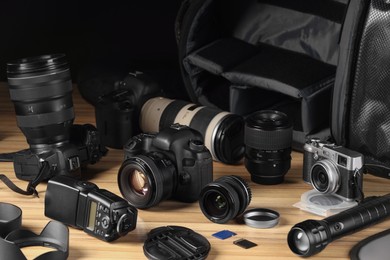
311, 160, 340, 194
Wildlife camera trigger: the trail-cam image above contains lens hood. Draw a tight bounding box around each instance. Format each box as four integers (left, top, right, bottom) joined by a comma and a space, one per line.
214, 114, 245, 164
0, 221, 69, 260
0, 203, 22, 239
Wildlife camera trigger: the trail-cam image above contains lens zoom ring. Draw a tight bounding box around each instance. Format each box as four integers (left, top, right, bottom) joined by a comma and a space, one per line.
245, 126, 293, 150
16, 107, 74, 127
9, 80, 72, 101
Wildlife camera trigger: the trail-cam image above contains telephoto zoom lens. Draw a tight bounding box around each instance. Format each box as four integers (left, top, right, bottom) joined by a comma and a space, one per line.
140, 97, 245, 164
244, 110, 293, 185
7, 54, 74, 150
199, 175, 251, 224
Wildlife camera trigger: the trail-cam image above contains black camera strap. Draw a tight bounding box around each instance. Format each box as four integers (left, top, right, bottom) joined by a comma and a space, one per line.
0, 161, 50, 197
354, 168, 365, 202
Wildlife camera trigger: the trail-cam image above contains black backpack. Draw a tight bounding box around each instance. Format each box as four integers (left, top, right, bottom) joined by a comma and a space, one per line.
175, 0, 348, 148
176, 0, 390, 177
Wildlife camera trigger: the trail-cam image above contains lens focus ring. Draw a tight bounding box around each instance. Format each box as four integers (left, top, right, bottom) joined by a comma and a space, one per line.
245, 126, 292, 150
244, 110, 292, 150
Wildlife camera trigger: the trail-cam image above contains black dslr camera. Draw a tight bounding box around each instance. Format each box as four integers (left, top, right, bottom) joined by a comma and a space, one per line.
13, 124, 107, 181
45, 176, 137, 242
95, 71, 161, 148
118, 124, 213, 209
302, 138, 364, 200
6, 54, 107, 186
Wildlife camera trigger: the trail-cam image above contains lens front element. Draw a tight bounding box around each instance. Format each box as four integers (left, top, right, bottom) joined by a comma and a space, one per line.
199, 176, 251, 224
310, 160, 340, 194
129, 169, 149, 196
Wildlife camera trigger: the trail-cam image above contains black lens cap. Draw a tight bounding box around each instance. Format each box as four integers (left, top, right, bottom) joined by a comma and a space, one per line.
143, 226, 211, 260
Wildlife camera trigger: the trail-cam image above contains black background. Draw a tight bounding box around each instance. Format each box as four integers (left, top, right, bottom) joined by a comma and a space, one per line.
0, 0, 187, 99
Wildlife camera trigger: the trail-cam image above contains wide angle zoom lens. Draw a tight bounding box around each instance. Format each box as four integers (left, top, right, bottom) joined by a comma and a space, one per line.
118, 154, 176, 209
244, 110, 293, 184
7, 54, 74, 146
140, 97, 245, 164
199, 175, 251, 224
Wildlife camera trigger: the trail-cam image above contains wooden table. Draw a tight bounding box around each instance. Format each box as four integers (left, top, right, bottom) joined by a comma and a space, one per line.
1, 82, 389, 260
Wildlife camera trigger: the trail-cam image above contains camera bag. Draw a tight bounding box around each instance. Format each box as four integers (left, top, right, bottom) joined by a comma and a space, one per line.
175, 0, 349, 149
176, 0, 390, 178
332, 0, 390, 178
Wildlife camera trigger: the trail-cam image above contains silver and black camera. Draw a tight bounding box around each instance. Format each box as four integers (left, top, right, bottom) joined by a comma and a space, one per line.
302, 138, 364, 200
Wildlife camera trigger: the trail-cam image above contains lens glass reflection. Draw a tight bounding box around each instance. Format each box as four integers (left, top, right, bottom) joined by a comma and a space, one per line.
312, 165, 329, 192
130, 169, 149, 196
204, 192, 228, 217
293, 229, 310, 253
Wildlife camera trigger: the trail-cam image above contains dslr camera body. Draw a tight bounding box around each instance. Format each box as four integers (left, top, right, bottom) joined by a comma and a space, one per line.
45, 175, 137, 242
118, 124, 213, 209
303, 138, 364, 200
95, 71, 161, 148
13, 124, 107, 181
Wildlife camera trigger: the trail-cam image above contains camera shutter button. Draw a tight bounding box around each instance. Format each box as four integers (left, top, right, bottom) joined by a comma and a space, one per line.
189, 140, 204, 152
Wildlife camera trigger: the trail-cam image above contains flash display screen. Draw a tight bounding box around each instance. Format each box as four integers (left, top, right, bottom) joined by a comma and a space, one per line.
87, 201, 98, 231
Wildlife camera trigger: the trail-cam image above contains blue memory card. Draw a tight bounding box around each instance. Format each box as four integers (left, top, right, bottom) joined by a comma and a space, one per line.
212, 230, 237, 240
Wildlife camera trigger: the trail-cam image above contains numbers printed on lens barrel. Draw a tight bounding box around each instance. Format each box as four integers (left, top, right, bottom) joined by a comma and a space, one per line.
244, 110, 293, 185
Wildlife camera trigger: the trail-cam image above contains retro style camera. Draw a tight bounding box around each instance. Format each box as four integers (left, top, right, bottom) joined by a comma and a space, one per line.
302, 138, 364, 200
118, 124, 213, 209
45, 176, 137, 242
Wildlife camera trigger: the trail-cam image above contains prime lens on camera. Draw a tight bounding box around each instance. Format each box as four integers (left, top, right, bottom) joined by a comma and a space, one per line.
244, 110, 293, 185
199, 175, 251, 224
118, 125, 213, 209
118, 154, 177, 209
140, 97, 245, 164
